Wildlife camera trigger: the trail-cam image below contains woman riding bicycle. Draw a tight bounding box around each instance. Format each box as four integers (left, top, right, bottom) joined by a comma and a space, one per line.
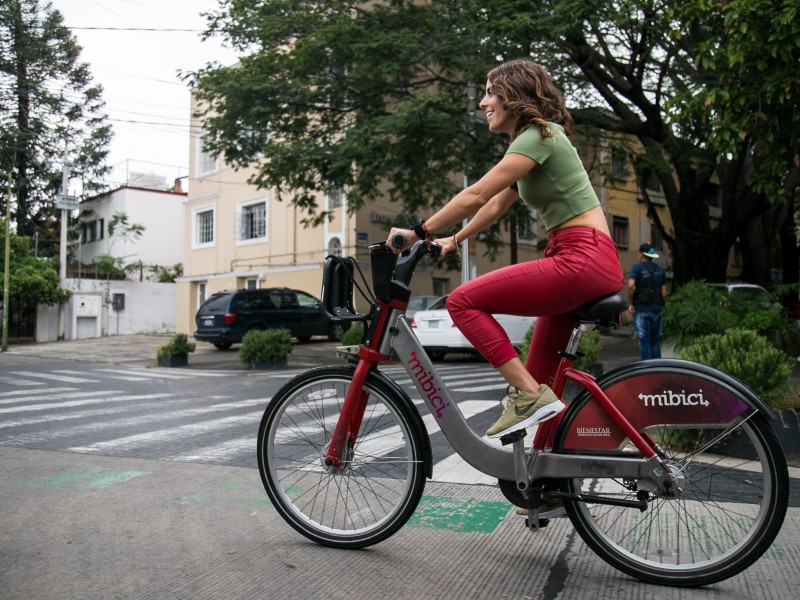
389, 58, 624, 439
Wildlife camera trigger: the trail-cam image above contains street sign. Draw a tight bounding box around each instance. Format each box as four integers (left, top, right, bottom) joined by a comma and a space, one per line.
55, 194, 79, 210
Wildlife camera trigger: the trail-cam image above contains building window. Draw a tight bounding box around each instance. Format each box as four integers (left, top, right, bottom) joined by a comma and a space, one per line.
237, 199, 267, 243
610, 148, 629, 180
612, 215, 630, 248
327, 237, 342, 257
327, 187, 344, 209
196, 131, 218, 177
245, 278, 259, 290
193, 207, 215, 248
517, 207, 538, 244
81, 219, 105, 243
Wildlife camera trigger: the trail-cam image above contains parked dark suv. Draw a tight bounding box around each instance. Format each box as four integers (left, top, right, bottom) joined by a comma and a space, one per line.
194, 288, 348, 350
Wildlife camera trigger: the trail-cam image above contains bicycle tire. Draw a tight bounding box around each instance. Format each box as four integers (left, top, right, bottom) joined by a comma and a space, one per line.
257, 366, 428, 548
553, 362, 789, 586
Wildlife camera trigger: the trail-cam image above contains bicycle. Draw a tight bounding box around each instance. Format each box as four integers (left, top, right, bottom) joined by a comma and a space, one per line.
256, 237, 789, 587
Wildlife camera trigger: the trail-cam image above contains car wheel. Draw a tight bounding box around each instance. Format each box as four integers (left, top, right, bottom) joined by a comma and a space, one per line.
427, 349, 445, 362
213, 342, 233, 350
327, 322, 346, 341
297, 335, 311, 343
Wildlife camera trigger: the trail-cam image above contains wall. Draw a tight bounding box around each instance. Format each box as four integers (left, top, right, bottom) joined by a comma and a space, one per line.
37, 279, 177, 342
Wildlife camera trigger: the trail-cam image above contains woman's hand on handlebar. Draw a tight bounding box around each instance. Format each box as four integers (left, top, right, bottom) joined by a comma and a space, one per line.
435, 234, 459, 257
387, 227, 417, 253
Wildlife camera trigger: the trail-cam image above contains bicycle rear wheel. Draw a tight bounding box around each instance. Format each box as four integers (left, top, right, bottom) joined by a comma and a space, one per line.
554, 366, 789, 586
257, 366, 428, 548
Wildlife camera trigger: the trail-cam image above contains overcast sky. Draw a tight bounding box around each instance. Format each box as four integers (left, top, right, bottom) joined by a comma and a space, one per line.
55, 0, 239, 190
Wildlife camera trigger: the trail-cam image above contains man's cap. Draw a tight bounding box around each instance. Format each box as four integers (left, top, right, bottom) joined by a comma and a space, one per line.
639, 243, 659, 258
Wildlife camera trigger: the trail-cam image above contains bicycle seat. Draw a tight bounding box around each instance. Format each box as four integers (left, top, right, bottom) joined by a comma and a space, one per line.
569, 293, 628, 325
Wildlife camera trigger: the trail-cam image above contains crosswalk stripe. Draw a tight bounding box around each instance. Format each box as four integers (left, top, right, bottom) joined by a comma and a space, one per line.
0, 390, 106, 409
0, 387, 74, 400
1, 397, 266, 445
109, 368, 230, 379
10, 371, 98, 384
0, 377, 43, 387
167, 437, 256, 463
67, 411, 263, 454
54, 369, 151, 382
0, 392, 165, 414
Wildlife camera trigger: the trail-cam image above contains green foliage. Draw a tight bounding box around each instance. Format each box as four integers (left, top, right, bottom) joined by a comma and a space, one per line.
340, 323, 364, 346
93, 254, 126, 280
187, 0, 502, 242
187, 0, 799, 284
679, 329, 794, 410
1, 0, 112, 237
0, 223, 70, 305
156, 333, 196, 358
239, 328, 293, 365
662, 280, 793, 350
150, 263, 183, 283
519, 322, 602, 372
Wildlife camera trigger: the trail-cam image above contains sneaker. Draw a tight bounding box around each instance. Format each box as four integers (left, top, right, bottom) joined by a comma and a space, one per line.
515, 499, 567, 520
486, 384, 565, 438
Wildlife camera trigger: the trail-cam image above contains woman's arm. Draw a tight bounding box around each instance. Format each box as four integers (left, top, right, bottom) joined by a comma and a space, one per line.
388, 152, 536, 251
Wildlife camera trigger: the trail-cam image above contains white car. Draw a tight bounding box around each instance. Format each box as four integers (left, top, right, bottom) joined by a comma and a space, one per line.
410, 296, 535, 361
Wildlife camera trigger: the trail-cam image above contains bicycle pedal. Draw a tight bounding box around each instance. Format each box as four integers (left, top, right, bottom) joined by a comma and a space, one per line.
500, 430, 526, 446
523, 517, 549, 531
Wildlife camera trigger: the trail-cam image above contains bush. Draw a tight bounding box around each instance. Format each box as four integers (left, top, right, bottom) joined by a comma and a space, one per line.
340, 323, 364, 346
679, 328, 794, 410
156, 333, 196, 358
239, 328, 292, 366
663, 280, 794, 351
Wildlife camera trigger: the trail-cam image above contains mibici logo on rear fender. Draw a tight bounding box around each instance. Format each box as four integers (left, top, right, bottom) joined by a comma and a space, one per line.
562, 372, 749, 450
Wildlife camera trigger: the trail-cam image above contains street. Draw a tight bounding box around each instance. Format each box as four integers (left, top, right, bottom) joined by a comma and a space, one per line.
1, 336, 799, 599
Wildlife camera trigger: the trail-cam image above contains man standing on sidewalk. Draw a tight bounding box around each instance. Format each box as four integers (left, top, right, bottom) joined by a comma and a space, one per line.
626, 243, 668, 360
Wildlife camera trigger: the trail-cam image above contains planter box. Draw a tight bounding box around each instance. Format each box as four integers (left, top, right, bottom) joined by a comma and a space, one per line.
157, 353, 188, 368
252, 356, 288, 370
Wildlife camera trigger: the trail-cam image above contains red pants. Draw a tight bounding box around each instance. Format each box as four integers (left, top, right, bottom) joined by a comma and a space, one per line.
446, 227, 624, 386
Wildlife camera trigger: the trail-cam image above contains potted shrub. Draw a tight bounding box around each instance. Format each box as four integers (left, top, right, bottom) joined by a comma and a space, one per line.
156, 333, 196, 367
239, 328, 293, 369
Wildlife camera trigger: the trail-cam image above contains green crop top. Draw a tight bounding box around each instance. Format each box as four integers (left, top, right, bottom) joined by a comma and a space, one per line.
506, 124, 599, 232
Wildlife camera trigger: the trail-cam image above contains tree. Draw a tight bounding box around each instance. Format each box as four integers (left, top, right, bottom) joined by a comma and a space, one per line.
483, 0, 800, 285
0, 0, 112, 242
187, 0, 498, 226
188, 0, 798, 285
0, 221, 69, 305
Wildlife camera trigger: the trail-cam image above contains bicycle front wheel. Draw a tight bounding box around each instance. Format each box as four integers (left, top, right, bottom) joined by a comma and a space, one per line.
555, 366, 789, 586
257, 366, 428, 548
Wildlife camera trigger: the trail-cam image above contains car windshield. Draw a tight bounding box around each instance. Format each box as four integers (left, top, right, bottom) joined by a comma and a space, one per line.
427, 296, 449, 310
200, 294, 232, 312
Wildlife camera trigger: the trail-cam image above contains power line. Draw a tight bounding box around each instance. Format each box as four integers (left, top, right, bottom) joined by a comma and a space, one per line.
67, 26, 204, 32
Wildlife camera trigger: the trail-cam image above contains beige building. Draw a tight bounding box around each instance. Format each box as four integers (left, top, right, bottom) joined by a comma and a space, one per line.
176, 111, 676, 335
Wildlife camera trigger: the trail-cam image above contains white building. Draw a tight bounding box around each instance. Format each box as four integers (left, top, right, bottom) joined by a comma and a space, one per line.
77, 182, 186, 274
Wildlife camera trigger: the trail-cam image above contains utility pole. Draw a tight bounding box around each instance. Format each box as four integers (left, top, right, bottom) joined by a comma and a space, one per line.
2, 172, 11, 352
462, 82, 477, 285
57, 146, 73, 341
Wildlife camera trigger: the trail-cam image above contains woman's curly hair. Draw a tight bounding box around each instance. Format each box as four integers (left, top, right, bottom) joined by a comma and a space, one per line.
487, 59, 573, 141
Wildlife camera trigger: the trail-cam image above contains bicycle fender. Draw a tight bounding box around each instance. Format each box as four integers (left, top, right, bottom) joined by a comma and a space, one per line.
367, 369, 434, 479
557, 358, 777, 453
601, 358, 777, 420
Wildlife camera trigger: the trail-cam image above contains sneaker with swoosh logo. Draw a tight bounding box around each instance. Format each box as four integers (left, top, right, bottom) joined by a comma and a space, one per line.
486, 384, 565, 438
